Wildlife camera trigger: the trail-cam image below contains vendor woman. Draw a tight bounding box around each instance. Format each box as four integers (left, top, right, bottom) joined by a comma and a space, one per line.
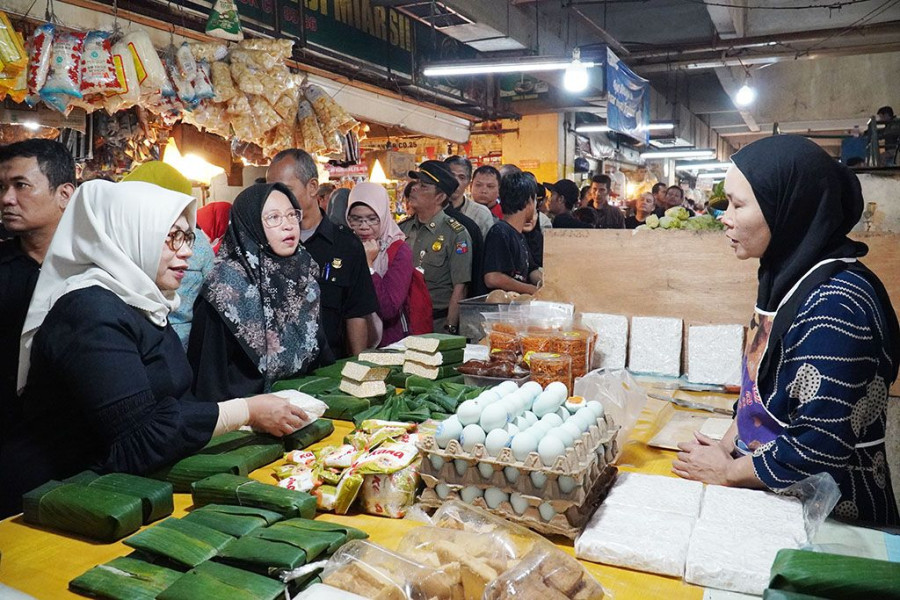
673, 135, 899, 526
0, 180, 308, 518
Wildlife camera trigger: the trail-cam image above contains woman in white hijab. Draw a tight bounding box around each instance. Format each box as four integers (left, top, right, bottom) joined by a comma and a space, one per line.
0, 180, 306, 518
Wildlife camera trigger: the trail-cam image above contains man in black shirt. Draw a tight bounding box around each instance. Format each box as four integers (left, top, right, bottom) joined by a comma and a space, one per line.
0, 140, 76, 426
267, 149, 377, 358
545, 179, 591, 229
482, 172, 542, 294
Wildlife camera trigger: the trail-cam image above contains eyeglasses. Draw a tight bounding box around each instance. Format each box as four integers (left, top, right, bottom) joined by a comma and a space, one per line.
348, 215, 381, 228
165, 229, 196, 252
262, 209, 302, 228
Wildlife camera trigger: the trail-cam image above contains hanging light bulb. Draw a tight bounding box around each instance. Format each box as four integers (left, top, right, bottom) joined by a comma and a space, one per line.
563, 48, 589, 93
734, 73, 757, 107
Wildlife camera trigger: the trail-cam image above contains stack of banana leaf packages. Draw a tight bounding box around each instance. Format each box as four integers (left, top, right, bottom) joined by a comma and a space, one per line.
765, 549, 900, 599
22, 472, 174, 542
153, 431, 284, 492
181, 504, 283, 537
156, 561, 285, 600
124, 517, 235, 568
286, 418, 335, 451
69, 557, 183, 600
191, 473, 317, 518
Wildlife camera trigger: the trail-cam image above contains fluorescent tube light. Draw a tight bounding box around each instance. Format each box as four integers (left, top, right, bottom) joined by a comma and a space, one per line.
575, 122, 676, 134
676, 161, 732, 170
640, 149, 717, 160
423, 54, 596, 77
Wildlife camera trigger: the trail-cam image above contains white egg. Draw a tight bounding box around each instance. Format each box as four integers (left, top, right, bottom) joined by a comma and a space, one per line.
574, 407, 596, 431
484, 428, 511, 457
538, 502, 557, 522
530, 471, 547, 488
523, 411, 539, 427
545, 381, 569, 402
549, 426, 574, 448
434, 416, 463, 448
515, 415, 530, 429
435, 483, 451, 499
477, 462, 495, 480
540, 412, 564, 428
504, 466, 520, 484
556, 406, 570, 421
500, 398, 520, 419
506, 423, 519, 437
460, 485, 483, 504
520, 381, 543, 399
479, 403, 509, 432
460, 424, 486, 452
480, 390, 501, 404
510, 431, 538, 461
561, 421, 584, 443
457, 400, 482, 426
538, 435, 566, 467
532, 391, 562, 418
484, 487, 508, 509
496, 380, 519, 397
527, 422, 549, 438
558, 475, 577, 493
454, 459, 469, 477
509, 492, 529, 515
429, 455, 445, 471
586, 400, 605, 418
564, 395, 587, 413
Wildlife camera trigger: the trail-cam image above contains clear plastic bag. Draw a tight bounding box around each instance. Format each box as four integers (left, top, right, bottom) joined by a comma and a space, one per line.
431, 500, 549, 559
192, 61, 214, 101
210, 61, 236, 102
41, 31, 86, 99
121, 30, 167, 92
25, 23, 54, 107
105, 40, 141, 113
80, 31, 119, 96
574, 369, 646, 459
297, 98, 326, 154
484, 546, 605, 600
396, 526, 518, 581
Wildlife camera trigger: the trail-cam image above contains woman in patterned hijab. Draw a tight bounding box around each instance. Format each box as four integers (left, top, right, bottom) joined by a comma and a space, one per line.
188, 183, 331, 401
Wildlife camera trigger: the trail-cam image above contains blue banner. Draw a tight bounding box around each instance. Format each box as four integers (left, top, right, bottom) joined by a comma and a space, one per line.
605, 48, 650, 144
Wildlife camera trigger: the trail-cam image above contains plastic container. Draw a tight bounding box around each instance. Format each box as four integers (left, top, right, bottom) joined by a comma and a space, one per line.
550, 330, 595, 379
483, 312, 525, 354
528, 352, 573, 394
462, 372, 531, 388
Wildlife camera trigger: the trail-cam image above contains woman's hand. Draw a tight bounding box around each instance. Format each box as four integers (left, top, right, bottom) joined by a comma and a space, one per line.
362, 239, 379, 267
245, 394, 309, 437
672, 431, 734, 485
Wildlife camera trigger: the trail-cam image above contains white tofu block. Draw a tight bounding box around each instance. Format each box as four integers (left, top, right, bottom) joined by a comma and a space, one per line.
581, 313, 628, 370
687, 324, 744, 386
576, 502, 696, 577
700, 485, 807, 544
628, 317, 683, 377
356, 350, 406, 366
685, 521, 801, 595
339, 378, 387, 398
602, 472, 705, 518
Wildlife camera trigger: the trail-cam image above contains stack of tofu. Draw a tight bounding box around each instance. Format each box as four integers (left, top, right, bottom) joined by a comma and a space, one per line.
339, 361, 393, 398
402, 334, 466, 380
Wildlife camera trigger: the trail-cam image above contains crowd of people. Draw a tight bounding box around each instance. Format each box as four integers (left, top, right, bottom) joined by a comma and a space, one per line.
0, 135, 896, 526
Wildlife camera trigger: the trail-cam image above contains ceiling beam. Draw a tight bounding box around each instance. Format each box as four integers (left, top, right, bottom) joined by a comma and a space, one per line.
706, 0, 746, 40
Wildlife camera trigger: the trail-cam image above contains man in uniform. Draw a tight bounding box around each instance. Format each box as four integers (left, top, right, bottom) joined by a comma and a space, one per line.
267, 149, 378, 357
400, 161, 473, 335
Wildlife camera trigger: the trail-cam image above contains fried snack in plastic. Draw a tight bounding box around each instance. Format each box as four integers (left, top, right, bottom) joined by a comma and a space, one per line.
229, 55, 265, 96
189, 42, 228, 63
248, 94, 281, 135
210, 61, 236, 102
297, 98, 326, 154
528, 352, 573, 394
240, 38, 293, 63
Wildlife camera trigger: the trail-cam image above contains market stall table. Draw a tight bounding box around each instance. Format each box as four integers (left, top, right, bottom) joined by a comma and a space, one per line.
1, 394, 895, 600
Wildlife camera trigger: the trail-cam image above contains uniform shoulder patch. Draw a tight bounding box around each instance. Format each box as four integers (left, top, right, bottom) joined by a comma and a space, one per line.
447, 218, 465, 233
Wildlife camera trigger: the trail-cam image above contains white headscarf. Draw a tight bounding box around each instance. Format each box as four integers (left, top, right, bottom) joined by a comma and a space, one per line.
17, 179, 197, 392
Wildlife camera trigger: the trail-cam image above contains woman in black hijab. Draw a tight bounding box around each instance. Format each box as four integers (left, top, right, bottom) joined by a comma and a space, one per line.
188, 183, 332, 402
674, 135, 899, 526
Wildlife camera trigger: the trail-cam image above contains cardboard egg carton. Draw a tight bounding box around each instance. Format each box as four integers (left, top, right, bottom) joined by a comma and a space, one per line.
419, 465, 619, 539
416, 414, 618, 483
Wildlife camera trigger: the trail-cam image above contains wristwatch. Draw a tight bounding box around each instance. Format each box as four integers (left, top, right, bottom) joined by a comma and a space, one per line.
444, 324, 459, 335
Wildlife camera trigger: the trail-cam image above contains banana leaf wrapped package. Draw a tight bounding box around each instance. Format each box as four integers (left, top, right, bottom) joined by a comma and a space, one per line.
768, 549, 900, 600
217, 526, 312, 571
83, 473, 174, 524
69, 556, 182, 600
156, 560, 285, 600
123, 517, 234, 568
181, 504, 283, 537
191, 473, 317, 518
270, 518, 368, 556
285, 418, 334, 450
22, 480, 142, 542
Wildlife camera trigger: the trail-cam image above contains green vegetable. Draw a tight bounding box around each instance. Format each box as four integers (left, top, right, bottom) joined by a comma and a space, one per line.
645, 214, 660, 229
69, 556, 182, 600
768, 549, 900, 600
665, 205, 690, 221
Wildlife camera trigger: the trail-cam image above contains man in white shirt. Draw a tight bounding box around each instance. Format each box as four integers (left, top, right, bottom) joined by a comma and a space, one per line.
444, 155, 494, 238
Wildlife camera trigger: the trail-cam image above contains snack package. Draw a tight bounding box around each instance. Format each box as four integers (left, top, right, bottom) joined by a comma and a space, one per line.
80, 31, 120, 96
240, 38, 293, 64
229, 51, 265, 95
431, 501, 547, 560
317, 445, 361, 470
484, 546, 605, 600
296, 99, 327, 154
25, 23, 54, 106
333, 471, 363, 515
206, 0, 244, 42
272, 84, 299, 122
105, 40, 141, 113
278, 470, 318, 493
0, 11, 28, 77
189, 42, 228, 63
321, 540, 453, 600
359, 464, 419, 518
122, 30, 168, 92
175, 42, 199, 84
305, 84, 357, 135
210, 61, 236, 103
227, 94, 255, 141
166, 53, 196, 106
248, 94, 280, 136
0, 46, 26, 104
41, 31, 86, 100
192, 61, 214, 101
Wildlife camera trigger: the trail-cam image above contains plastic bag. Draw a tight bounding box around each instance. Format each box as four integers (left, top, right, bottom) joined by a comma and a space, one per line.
229, 53, 265, 96
485, 546, 605, 600
321, 539, 453, 600
41, 31, 86, 99
122, 30, 168, 92
431, 500, 550, 559
0, 11, 28, 77
574, 368, 646, 459
304, 84, 345, 134
359, 461, 420, 518
297, 98, 327, 154
189, 42, 227, 63
206, 0, 244, 42
166, 53, 196, 106
192, 61, 214, 101
210, 61, 236, 102
105, 40, 141, 113
248, 94, 280, 136
25, 23, 54, 107
80, 31, 119, 96
0, 47, 26, 104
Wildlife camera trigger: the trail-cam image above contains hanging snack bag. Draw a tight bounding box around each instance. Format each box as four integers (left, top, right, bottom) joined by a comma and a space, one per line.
296, 98, 327, 154
189, 41, 227, 63
305, 84, 358, 135
121, 30, 168, 93
206, 0, 244, 42
80, 31, 120, 96
192, 61, 214, 101
41, 31, 86, 100
105, 40, 141, 113
0, 35, 27, 103
229, 51, 265, 95
166, 52, 196, 106
210, 61, 236, 103
25, 23, 54, 107
0, 11, 28, 77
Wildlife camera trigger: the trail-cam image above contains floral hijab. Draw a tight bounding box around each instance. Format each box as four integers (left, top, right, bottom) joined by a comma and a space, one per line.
200, 183, 320, 390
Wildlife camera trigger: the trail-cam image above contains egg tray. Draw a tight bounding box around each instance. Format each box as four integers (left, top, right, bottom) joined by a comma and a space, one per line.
416, 413, 617, 483
418, 465, 619, 540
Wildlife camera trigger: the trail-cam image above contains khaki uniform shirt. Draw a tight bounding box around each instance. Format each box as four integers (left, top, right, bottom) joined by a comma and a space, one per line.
400, 210, 472, 312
